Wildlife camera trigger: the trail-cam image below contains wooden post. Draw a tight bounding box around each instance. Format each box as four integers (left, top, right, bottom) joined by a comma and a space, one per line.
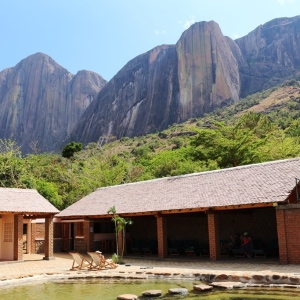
207, 210, 220, 261
84, 220, 94, 252
43, 216, 55, 260
14, 214, 23, 261
276, 209, 288, 264
156, 214, 167, 258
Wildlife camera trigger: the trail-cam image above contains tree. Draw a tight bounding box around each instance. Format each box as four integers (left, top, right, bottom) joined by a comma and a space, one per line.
0, 139, 28, 188
285, 119, 300, 138
117, 216, 133, 260
237, 111, 274, 138
62, 141, 82, 158
148, 147, 207, 177
107, 206, 132, 262
35, 180, 63, 208
191, 113, 274, 168
107, 206, 118, 255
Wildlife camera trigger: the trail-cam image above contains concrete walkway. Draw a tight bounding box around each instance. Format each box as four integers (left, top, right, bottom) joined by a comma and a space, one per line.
0, 253, 300, 288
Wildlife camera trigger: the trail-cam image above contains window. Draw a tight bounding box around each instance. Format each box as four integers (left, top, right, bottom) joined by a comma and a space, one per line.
4, 222, 13, 242
75, 222, 84, 237
94, 222, 114, 233
23, 224, 27, 234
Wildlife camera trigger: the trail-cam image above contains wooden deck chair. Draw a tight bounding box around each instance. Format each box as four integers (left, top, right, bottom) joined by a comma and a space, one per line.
69, 252, 91, 270
87, 251, 118, 270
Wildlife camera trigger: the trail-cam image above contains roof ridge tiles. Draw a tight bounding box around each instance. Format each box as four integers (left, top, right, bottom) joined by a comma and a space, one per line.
58, 157, 300, 218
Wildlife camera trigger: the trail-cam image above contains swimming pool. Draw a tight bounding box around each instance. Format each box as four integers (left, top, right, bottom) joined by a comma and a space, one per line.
1, 278, 300, 300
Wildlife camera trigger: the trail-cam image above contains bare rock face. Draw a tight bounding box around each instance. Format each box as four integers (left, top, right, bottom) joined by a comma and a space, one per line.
0, 53, 106, 153
70, 45, 180, 144
176, 21, 240, 118
3, 17, 300, 152
234, 16, 300, 97
70, 21, 240, 145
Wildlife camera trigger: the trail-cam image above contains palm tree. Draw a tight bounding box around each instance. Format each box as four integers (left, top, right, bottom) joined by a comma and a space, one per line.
107, 206, 118, 256
118, 217, 133, 259
107, 206, 133, 261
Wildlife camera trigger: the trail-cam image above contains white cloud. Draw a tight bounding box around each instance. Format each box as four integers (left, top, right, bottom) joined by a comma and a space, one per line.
178, 16, 196, 30
154, 29, 167, 35
231, 33, 240, 40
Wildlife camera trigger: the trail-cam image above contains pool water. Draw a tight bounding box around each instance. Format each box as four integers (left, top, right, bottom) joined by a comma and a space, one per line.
1, 279, 300, 300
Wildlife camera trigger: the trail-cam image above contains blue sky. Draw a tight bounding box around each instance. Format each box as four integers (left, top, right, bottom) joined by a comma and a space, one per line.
1, 0, 299, 81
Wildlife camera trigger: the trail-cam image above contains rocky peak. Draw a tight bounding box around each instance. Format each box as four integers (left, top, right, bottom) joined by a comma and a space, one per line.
69, 20, 241, 146
3, 16, 300, 153
176, 21, 240, 118
235, 16, 300, 97
0, 53, 106, 153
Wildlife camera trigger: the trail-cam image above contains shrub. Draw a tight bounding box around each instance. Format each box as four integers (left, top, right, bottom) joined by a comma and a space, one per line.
62, 142, 82, 158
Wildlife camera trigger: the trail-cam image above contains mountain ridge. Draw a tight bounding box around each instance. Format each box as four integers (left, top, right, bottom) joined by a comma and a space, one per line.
0, 52, 107, 153
1, 16, 300, 153
69, 16, 300, 147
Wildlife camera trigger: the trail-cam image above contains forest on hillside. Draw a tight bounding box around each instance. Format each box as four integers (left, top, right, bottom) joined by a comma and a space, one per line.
1, 80, 300, 209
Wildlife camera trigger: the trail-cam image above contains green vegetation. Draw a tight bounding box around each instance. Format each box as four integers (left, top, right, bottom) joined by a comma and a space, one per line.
62, 141, 82, 158
1, 80, 300, 210
107, 206, 133, 263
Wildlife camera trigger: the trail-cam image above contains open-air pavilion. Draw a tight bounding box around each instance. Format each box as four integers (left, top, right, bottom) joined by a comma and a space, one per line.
56, 157, 300, 264
0, 188, 59, 261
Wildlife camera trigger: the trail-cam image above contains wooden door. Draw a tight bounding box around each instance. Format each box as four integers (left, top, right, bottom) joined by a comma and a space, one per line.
62, 223, 69, 252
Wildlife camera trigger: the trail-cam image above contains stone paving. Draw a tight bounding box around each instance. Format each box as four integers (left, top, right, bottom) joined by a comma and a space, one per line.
0, 253, 300, 288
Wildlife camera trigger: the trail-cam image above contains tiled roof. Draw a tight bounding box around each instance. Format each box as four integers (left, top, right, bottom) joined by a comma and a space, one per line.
0, 188, 59, 214
57, 157, 300, 218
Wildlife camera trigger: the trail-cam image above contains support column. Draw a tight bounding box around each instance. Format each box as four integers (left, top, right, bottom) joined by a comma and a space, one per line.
43, 216, 55, 260
31, 222, 36, 254
156, 214, 167, 258
276, 209, 288, 264
13, 214, 23, 261
83, 220, 94, 252
207, 211, 220, 261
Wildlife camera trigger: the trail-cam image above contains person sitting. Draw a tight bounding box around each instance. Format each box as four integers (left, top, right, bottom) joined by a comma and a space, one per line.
240, 232, 253, 258
226, 233, 240, 255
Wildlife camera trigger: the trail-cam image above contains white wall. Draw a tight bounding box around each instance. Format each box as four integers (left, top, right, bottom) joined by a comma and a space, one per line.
0, 214, 14, 260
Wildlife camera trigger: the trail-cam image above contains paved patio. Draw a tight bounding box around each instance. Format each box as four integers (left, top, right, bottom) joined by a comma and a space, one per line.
0, 253, 300, 289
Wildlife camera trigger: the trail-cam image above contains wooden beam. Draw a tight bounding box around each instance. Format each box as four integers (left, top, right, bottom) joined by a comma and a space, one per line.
161, 208, 207, 214
213, 202, 274, 210
58, 202, 276, 220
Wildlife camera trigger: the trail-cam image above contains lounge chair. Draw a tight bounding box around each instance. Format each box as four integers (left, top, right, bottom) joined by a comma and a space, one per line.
142, 240, 158, 255
252, 239, 266, 258
232, 248, 245, 257
87, 251, 118, 270
131, 240, 145, 254
168, 240, 182, 255
69, 252, 91, 270
199, 243, 209, 256
183, 240, 195, 255
220, 240, 229, 257
252, 238, 279, 258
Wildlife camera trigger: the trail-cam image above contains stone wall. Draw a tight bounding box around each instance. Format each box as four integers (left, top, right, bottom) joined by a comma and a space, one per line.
35, 223, 45, 239
74, 238, 87, 252
34, 240, 45, 253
